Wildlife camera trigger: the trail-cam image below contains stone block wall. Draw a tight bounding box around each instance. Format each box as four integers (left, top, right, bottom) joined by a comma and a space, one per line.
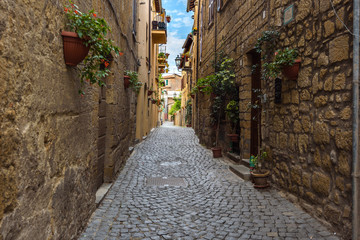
262, 0, 353, 237
0, 0, 138, 239
194, 0, 353, 238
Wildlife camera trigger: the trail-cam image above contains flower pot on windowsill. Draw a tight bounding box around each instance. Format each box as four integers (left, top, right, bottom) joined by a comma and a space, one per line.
227, 133, 239, 142
61, 31, 90, 66
211, 147, 222, 158
124, 75, 130, 89
282, 59, 301, 80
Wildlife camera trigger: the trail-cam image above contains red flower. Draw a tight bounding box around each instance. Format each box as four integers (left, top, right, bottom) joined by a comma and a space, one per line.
104, 61, 109, 67
64, 8, 69, 12
93, 13, 97, 17
75, 10, 79, 14
119, 52, 124, 56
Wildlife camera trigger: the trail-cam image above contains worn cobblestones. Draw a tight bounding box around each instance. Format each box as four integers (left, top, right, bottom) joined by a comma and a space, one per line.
79, 122, 338, 240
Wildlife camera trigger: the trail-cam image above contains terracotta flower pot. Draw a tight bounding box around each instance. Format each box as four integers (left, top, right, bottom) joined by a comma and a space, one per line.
61, 31, 90, 66
227, 133, 239, 142
166, 16, 171, 23
251, 170, 270, 188
124, 75, 130, 89
211, 147, 222, 158
282, 59, 301, 80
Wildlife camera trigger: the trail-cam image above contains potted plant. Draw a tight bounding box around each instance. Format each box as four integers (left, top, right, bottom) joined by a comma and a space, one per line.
208, 53, 237, 158
250, 150, 270, 188
274, 48, 300, 80
125, 70, 142, 93
192, 27, 198, 35
63, 0, 120, 95
225, 100, 239, 142
148, 87, 154, 96
166, 15, 171, 23
185, 99, 192, 127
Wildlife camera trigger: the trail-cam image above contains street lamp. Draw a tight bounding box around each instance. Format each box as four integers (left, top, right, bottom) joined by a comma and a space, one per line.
175, 55, 181, 68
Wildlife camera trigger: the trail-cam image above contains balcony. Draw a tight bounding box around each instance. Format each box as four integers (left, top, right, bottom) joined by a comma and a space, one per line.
152, 15, 167, 44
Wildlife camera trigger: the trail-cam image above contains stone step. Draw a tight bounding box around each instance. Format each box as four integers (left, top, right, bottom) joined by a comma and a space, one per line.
226, 152, 250, 168
241, 158, 250, 168
95, 183, 112, 207
226, 152, 241, 163
229, 164, 251, 181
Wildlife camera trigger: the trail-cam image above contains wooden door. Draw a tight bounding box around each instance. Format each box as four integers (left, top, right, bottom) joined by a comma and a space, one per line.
250, 52, 261, 156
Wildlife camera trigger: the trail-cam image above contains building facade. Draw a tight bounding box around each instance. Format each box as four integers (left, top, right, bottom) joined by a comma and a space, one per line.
0, 0, 167, 239
187, 0, 357, 238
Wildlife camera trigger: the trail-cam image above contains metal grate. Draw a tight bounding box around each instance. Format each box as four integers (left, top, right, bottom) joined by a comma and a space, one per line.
160, 161, 182, 166
146, 177, 187, 187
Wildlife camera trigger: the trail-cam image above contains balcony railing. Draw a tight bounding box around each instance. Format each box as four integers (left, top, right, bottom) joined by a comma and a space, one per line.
152, 14, 167, 31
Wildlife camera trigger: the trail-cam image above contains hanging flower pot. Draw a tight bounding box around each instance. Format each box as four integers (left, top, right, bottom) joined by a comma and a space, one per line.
61, 31, 90, 66
166, 15, 171, 23
227, 133, 239, 142
124, 75, 130, 89
191, 94, 195, 99
148, 90, 154, 96
282, 59, 301, 80
211, 147, 222, 158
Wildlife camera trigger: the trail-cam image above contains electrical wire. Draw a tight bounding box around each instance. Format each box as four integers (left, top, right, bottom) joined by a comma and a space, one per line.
330, 0, 358, 36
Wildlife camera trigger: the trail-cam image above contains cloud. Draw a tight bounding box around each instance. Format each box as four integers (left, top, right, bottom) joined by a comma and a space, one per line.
171, 17, 193, 28
164, 34, 186, 74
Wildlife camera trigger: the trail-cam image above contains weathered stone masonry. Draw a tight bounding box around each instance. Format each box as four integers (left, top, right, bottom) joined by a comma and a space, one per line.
0, 0, 138, 239
194, 0, 353, 238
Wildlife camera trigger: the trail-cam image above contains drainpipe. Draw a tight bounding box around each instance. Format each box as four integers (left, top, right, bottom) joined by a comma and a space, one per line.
353, 0, 359, 239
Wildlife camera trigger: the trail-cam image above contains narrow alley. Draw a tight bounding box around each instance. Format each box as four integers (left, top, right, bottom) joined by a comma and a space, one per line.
79, 122, 337, 240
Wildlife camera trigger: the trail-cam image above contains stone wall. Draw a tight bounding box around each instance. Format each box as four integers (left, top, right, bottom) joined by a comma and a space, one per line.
194, 0, 353, 238
262, 1, 353, 238
0, 0, 138, 239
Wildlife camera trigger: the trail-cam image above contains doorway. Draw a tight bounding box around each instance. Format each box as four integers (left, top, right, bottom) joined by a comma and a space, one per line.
250, 51, 261, 156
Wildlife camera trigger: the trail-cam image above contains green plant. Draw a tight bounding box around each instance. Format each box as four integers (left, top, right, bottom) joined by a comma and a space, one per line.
169, 97, 181, 115
158, 52, 166, 58
64, 0, 121, 95
185, 99, 192, 125
250, 150, 267, 172
225, 100, 239, 131
125, 70, 142, 94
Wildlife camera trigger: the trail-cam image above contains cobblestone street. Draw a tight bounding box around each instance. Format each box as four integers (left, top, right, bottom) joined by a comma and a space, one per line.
79, 122, 338, 240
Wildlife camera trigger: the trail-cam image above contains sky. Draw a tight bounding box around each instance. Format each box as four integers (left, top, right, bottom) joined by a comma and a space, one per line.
162, 0, 194, 74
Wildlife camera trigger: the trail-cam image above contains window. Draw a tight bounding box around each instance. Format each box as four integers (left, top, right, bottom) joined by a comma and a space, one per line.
165, 80, 168, 86
217, 0, 222, 11
208, 0, 214, 25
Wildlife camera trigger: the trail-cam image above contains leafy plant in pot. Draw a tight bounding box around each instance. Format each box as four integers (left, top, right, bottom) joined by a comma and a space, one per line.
185, 99, 192, 127
124, 70, 142, 94
208, 53, 237, 158
225, 100, 239, 143
249, 150, 270, 188
63, 0, 120, 95
274, 48, 300, 80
